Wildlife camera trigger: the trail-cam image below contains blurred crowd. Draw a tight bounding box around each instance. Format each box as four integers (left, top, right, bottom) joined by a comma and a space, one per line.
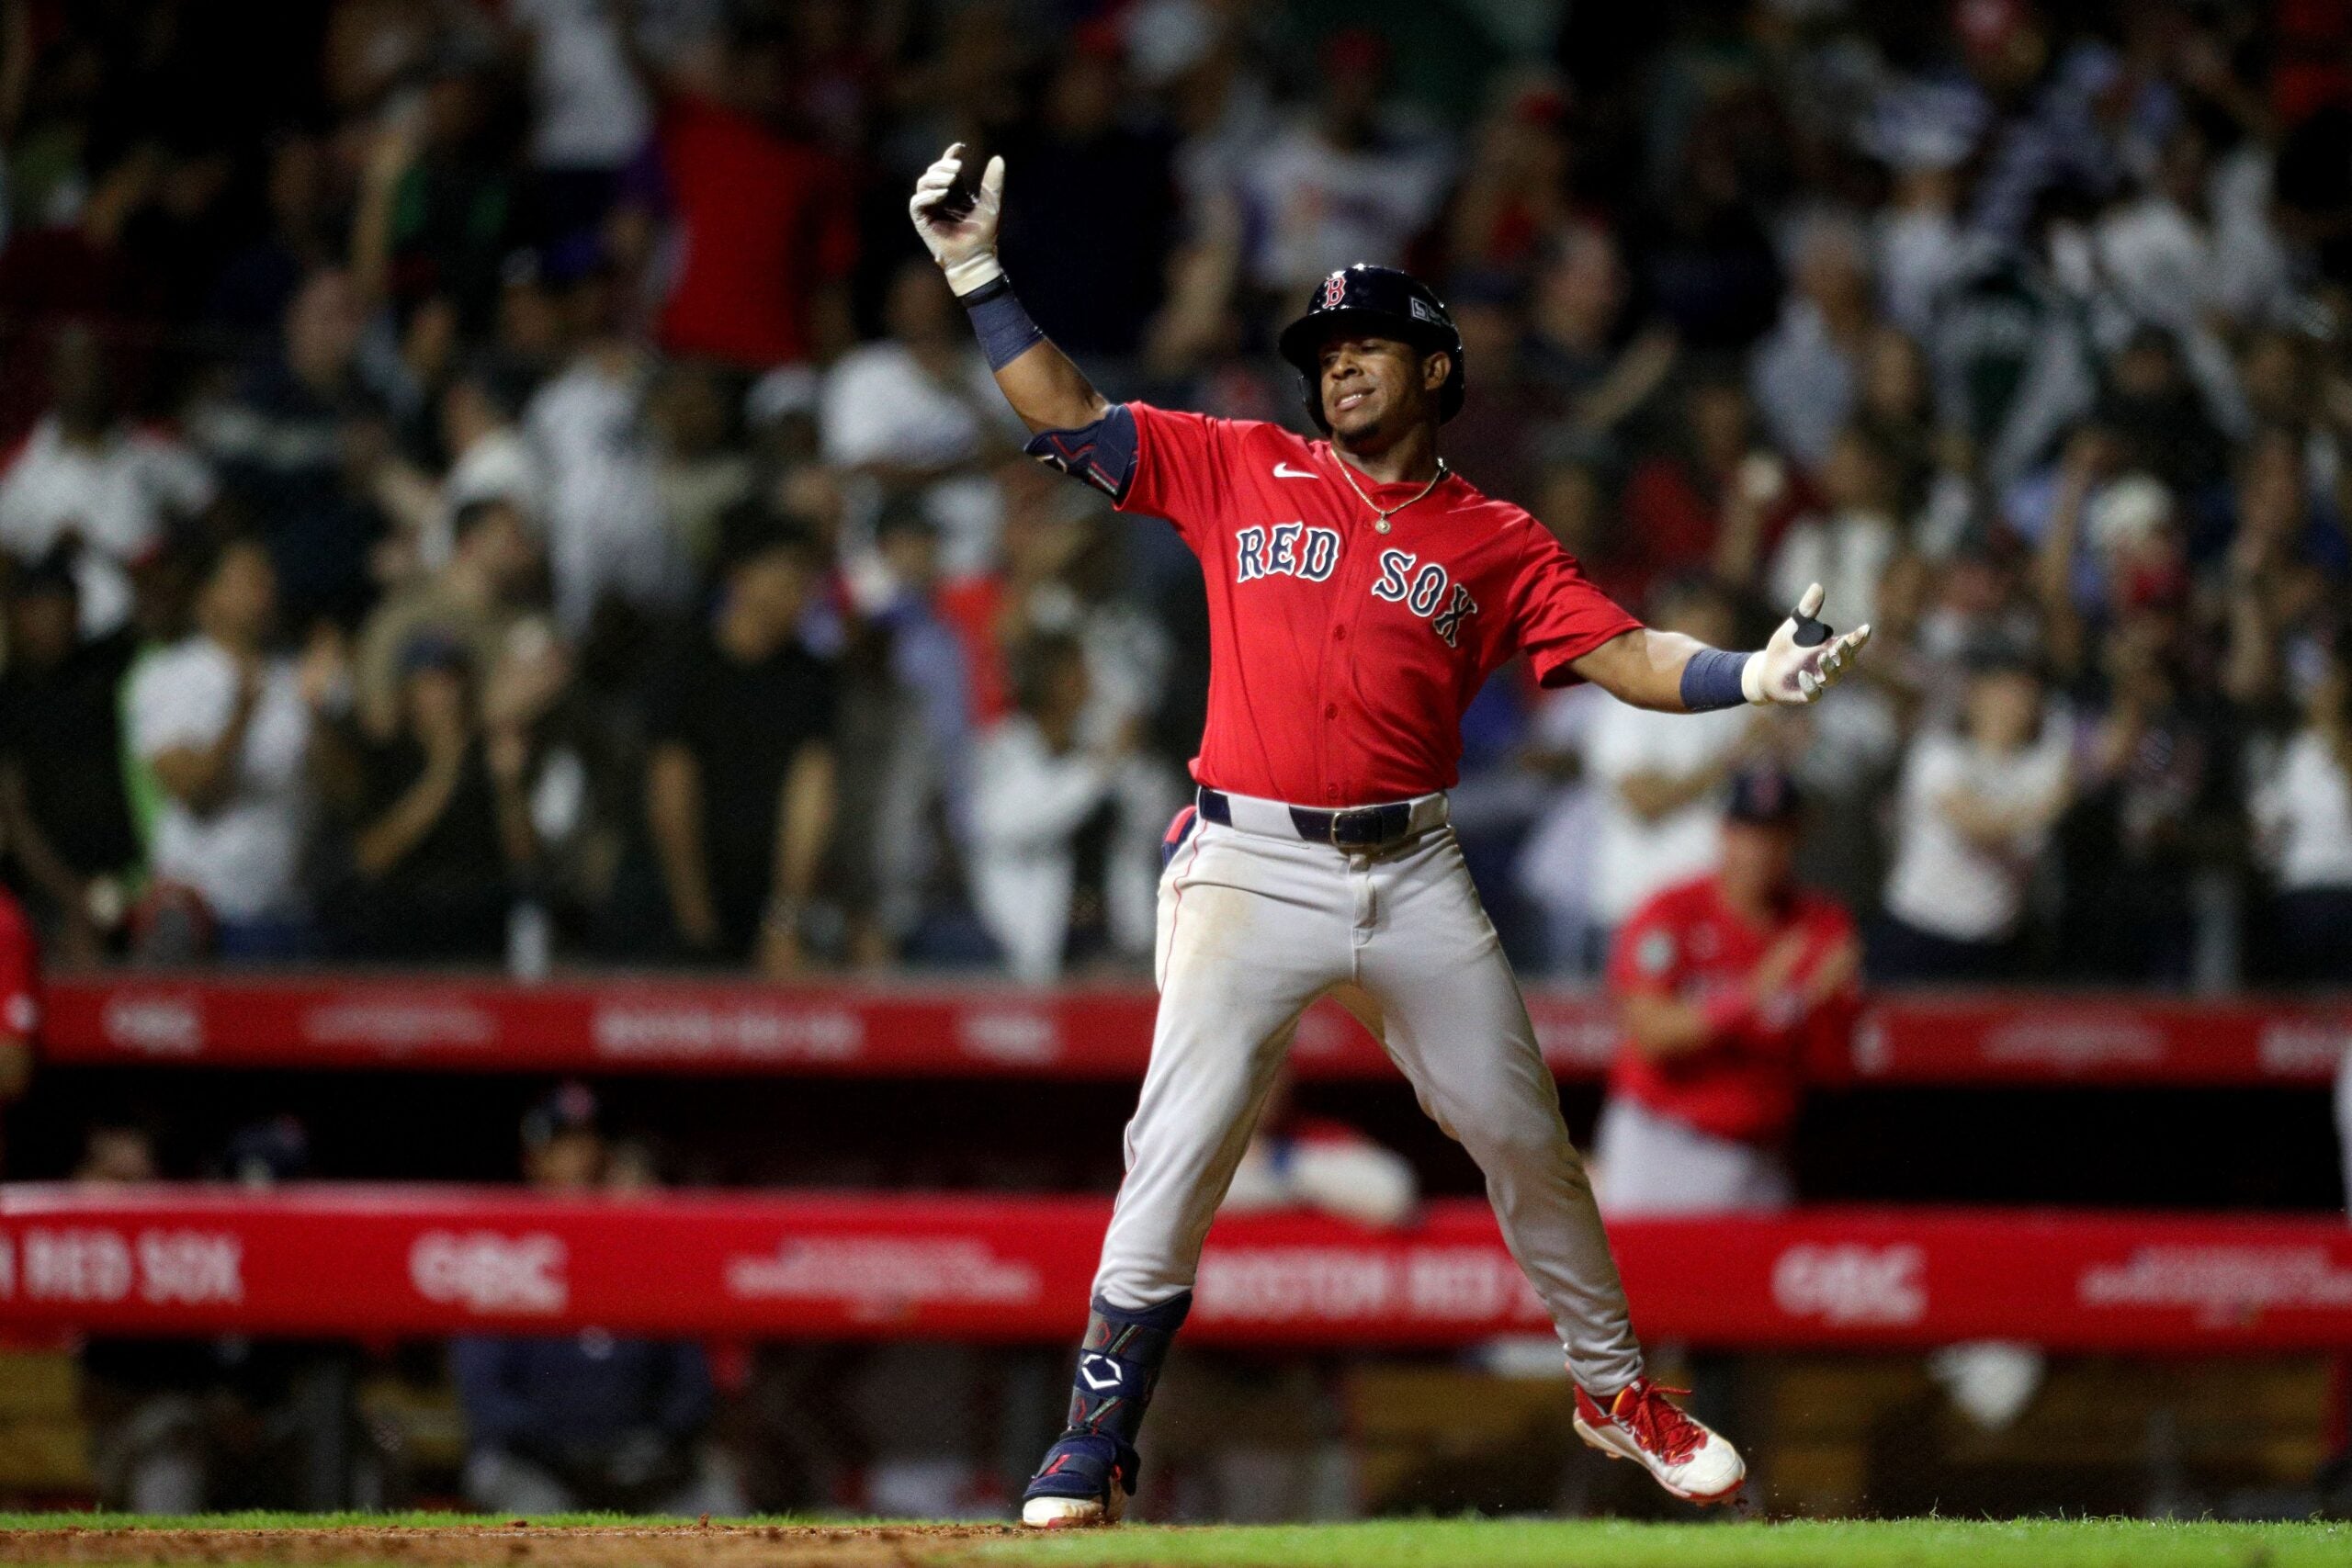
1, 0, 2350, 988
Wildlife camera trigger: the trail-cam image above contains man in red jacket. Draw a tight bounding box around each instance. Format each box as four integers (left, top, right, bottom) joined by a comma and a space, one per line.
1598, 769, 1860, 1214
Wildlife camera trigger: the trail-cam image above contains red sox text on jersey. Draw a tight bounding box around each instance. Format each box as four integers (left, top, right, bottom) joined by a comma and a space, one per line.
1232, 525, 1477, 648
1115, 402, 1641, 805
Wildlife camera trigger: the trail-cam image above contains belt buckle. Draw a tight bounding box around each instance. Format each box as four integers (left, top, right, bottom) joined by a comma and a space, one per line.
1329, 806, 1383, 850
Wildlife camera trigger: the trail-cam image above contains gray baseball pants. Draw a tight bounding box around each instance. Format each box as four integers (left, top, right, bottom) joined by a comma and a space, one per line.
1091, 794, 1645, 1394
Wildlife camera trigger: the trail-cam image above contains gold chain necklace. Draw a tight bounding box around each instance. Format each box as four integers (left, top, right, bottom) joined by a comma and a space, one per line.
1335, 457, 1449, 535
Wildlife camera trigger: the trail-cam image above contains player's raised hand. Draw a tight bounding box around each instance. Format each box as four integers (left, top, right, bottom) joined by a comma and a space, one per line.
1743, 582, 1872, 705
910, 142, 1006, 296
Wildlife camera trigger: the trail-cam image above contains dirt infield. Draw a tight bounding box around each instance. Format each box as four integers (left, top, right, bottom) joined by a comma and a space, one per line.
0, 1523, 1012, 1568
9, 1517, 2352, 1568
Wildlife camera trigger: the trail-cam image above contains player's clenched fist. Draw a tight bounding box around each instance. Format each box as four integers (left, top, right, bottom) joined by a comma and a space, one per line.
910, 142, 1006, 296
1742, 582, 1872, 705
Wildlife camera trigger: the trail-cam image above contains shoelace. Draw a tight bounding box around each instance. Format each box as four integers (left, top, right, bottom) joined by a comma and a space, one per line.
1614, 1381, 1707, 1466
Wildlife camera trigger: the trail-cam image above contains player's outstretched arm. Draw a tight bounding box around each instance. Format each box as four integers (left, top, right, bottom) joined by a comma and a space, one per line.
1573, 583, 1872, 713
910, 144, 1111, 434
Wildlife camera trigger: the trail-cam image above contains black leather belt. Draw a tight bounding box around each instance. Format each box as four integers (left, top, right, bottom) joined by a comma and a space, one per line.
1196, 788, 1419, 850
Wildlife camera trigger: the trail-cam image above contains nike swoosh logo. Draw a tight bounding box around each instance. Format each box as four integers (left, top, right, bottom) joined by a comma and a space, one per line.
1272, 462, 1317, 479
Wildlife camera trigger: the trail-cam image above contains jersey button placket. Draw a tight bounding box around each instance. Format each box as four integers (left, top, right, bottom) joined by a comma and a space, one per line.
1328, 519, 1376, 807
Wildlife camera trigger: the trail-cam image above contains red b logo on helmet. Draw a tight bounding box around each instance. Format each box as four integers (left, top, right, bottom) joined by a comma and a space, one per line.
1319, 272, 1347, 310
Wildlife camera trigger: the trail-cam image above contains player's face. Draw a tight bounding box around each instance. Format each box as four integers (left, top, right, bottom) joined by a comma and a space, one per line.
1317, 334, 1444, 446
526, 1131, 605, 1190
1720, 820, 1797, 902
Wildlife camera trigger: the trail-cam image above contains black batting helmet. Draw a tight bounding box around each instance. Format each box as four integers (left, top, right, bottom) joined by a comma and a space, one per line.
1277, 264, 1467, 432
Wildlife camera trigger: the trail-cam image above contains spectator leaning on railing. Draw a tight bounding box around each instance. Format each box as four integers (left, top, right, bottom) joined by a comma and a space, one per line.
643, 516, 837, 974
125, 537, 349, 963
0, 550, 143, 966
1580, 577, 1766, 945
337, 633, 541, 964
2251, 639, 2352, 987
1874, 649, 2071, 983
969, 631, 1168, 983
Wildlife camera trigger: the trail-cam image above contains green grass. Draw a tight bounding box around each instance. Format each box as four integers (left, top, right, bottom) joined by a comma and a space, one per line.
0, 1514, 2345, 1567
980, 1517, 2352, 1567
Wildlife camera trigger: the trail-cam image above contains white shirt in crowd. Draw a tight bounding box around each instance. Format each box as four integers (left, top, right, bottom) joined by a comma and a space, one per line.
820, 342, 1020, 581
526, 356, 687, 631
1513, 682, 1608, 964
1768, 507, 1900, 641
0, 416, 215, 634
967, 718, 1170, 983
509, 0, 651, 171
2092, 150, 2288, 337
1235, 118, 1453, 295
1748, 299, 1855, 470
1583, 701, 1750, 930
1882, 725, 2069, 942
129, 639, 312, 922
2252, 730, 2352, 893
1874, 199, 1970, 341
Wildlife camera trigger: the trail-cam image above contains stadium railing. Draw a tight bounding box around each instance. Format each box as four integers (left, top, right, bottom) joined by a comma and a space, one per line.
37, 975, 2352, 1086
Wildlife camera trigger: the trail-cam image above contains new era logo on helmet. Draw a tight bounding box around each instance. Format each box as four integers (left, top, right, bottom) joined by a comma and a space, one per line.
1320, 273, 1348, 309
1409, 298, 1441, 324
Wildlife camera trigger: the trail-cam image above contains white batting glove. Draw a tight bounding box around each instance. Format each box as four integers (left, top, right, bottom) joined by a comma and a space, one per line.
1742, 582, 1872, 705
909, 142, 1006, 297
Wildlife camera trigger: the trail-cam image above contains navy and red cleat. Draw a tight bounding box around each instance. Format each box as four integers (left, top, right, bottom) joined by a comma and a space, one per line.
1020, 1431, 1135, 1527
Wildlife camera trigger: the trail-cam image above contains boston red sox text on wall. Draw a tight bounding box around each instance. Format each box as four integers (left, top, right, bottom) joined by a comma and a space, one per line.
3, 1191, 2350, 1350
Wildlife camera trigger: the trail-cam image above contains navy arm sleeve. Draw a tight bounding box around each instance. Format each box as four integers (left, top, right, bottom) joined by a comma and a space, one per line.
1023, 403, 1139, 503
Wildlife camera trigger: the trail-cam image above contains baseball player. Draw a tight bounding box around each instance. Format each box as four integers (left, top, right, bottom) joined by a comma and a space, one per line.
1597, 769, 1862, 1217
910, 144, 1871, 1525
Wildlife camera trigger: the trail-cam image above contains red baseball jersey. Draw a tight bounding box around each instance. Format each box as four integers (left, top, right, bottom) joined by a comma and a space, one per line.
1605, 874, 1859, 1145
1117, 404, 1641, 804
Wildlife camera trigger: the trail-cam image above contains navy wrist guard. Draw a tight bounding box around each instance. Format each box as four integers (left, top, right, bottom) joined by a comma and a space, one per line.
1680, 648, 1752, 711
961, 275, 1046, 370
